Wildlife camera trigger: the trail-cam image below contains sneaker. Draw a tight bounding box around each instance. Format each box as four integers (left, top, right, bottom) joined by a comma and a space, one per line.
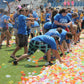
12, 61, 18, 65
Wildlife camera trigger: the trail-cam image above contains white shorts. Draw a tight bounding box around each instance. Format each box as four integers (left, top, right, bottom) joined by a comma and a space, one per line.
31, 27, 37, 33
36, 27, 41, 32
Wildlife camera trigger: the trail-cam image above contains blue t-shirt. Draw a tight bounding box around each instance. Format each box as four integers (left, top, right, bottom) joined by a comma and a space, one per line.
67, 13, 72, 19
0, 13, 3, 27
60, 29, 70, 45
44, 22, 52, 29
18, 14, 27, 35
31, 35, 57, 50
31, 21, 39, 28
45, 13, 51, 22
1, 15, 10, 28
45, 30, 61, 38
52, 14, 71, 29
8, 23, 13, 28
72, 17, 79, 24
13, 13, 19, 29
33, 11, 39, 21
82, 16, 84, 20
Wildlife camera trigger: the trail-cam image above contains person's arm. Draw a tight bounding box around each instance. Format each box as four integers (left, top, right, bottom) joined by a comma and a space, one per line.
6, 1, 10, 13
26, 17, 35, 20
59, 45, 66, 57
52, 49, 64, 63
54, 20, 64, 26
67, 43, 70, 50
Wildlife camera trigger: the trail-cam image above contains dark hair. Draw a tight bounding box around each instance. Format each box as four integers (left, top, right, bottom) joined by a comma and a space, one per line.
52, 35, 60, 42
19, 8, 24, 14
56, 27, 62, 33
52, 9, 58, 23
59, 8, 67, 14
66, 32, 72, 39
0, 9, 4, 13
24, 8, 29, 12
72, 12, 78, 18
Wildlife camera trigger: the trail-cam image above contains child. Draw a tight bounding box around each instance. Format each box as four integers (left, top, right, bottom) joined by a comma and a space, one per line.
13, 35, 65, 65
0, 11, 11, 48
41, 10, 45, 29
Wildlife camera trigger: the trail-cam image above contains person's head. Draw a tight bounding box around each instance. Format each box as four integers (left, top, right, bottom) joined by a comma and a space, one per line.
59, 8, 68, 16
56, 27, 62, 33
16, 6, 22, 14
41, 10, 45, 13
19, 8, 25, 15
46, 7, 49, 13
52, 35, 60, 44
72, 12, 78, 18
0, 9, 4, 14
66, 32, 72, 40
52, 9, 58, 18
24, 8, 29, 16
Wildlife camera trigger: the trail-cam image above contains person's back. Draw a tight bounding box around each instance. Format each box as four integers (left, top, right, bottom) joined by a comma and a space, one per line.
1, 15, 9, 28
18, 14, 27, 35
60, 29, 67, 40
13, 13, 19, 29
45, 29, 61, 37
31, 35, 57, 50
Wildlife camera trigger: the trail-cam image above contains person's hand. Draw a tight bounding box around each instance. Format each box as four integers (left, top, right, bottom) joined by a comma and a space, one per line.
63, 54, 66, 58
3, 1, 8, 4
60, 60, 65, 63
0, 27, 2, 30
63, 23, 68, 27
69, 49, 72, 52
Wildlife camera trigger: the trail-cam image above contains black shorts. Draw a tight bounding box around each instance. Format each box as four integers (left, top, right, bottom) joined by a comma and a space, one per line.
81, 22, 84, 29
41, 21, 45, 24
2, 27, 8, 32
28, 40, 51, 55
18, 34, 28, 47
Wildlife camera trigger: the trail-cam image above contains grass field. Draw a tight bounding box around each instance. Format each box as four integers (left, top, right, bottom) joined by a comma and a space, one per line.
0, 32, 84, 84
0, 44, 48, 84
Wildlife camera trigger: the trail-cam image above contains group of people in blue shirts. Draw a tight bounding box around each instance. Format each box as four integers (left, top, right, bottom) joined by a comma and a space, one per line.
0, 5, 84, 65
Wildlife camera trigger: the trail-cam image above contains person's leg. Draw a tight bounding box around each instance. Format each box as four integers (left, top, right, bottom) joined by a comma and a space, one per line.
13, 40, 37, 64
16, 54, 30, 62
15, 35, 18, 46
0, 32, 5, 46
46, 49, 51, 62
11, 46, 21, 57
24, 46, 28, 54
5, 30, 11, 46
6, 36, 10, 47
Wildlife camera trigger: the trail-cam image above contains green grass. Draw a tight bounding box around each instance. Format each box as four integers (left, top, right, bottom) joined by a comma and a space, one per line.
0, 44, 47, 84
